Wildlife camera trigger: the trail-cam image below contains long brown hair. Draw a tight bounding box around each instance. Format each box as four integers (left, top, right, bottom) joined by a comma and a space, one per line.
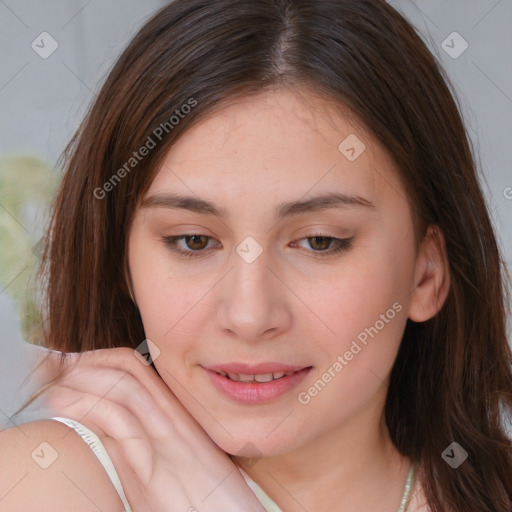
30, 0, 512, 510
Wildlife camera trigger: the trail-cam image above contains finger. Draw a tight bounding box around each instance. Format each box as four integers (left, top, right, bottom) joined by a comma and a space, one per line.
53, 367, 178, 441
23, 347, 81, 392
49, 347, 184, 422
49, 383, 210, 506
49, 372, 240, 479
48, 383, 147, 440
48, 384, 156, 485
55, 349, 214, 444
53, 367, 227, 470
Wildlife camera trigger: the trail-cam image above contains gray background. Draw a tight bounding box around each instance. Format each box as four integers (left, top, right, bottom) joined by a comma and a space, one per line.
1, 0, 511, 426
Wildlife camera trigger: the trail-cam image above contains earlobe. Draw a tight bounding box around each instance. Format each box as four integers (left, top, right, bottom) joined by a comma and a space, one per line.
408, 225, 451, 322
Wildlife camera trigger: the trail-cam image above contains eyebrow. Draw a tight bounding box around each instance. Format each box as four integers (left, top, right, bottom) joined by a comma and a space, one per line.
141, 191, 375, 219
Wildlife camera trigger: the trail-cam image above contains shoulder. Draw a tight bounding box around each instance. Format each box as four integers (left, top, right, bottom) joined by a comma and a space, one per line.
0, 419, 125, 511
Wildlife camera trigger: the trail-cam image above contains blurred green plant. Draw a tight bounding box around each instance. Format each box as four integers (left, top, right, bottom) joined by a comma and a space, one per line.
0, 156, 58, 345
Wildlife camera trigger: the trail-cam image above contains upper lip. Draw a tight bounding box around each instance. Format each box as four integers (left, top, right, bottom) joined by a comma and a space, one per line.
204, 363, 311, 374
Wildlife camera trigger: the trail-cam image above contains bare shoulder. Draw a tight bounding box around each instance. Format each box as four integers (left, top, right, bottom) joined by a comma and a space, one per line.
0, 419, 125, 511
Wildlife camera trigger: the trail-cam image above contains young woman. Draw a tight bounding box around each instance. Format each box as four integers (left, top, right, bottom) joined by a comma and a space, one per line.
1, 0, 511, 511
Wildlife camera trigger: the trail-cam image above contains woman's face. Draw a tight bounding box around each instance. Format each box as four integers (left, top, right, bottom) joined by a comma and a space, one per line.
128, 87, 420, 458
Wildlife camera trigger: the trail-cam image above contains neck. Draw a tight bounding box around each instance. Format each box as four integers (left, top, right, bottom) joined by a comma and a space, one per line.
234, 399, 411, 511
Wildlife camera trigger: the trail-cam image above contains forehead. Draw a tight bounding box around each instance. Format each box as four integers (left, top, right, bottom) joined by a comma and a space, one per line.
146, 87, 406, 214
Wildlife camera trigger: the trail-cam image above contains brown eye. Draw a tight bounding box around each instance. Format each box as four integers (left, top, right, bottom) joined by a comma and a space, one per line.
307, 236, 332, 251
185, 235, 209, 250
292, 234, 354, 258
162, 234, 219, 259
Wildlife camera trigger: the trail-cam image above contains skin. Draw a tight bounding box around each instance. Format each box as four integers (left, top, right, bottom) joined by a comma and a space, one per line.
0, 419, 127, 512
126, 85, 450, 511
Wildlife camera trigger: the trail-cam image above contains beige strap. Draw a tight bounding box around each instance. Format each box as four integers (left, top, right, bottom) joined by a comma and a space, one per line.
50, 417, 132, 512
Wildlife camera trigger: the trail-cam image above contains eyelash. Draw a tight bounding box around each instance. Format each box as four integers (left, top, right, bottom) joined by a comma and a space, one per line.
162, 233, 354, 259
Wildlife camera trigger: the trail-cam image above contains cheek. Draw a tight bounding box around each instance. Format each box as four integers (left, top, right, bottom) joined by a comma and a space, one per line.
300, 248, 412, 394
304, 260, 405, 348
129, 236, 184, 342
295, 276, 407, 428
129, 242, 217, 373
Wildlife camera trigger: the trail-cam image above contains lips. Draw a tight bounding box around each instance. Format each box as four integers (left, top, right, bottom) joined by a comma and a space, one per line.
206, 363, 309, 383
206, 362, 308, 375
203, 363, 312, 404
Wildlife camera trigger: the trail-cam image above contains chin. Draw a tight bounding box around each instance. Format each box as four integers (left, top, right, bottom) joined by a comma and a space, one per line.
205, 422, 303, 459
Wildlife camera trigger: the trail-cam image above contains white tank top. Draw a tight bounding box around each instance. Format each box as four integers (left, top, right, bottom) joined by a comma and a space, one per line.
50, 416, 415, 511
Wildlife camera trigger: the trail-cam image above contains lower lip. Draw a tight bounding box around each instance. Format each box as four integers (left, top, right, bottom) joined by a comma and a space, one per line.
204, 367, 312, 404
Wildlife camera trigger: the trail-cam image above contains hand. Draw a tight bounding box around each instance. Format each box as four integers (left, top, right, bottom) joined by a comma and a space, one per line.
37, 347, 266, 512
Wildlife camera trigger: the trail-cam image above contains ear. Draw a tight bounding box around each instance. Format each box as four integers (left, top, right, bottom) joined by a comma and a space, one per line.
408, 224, 450, 322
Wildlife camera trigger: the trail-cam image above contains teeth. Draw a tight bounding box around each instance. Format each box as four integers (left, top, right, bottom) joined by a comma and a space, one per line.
254, 373, 274, 383
238, 373, 255, 382
218, 371, 296, 382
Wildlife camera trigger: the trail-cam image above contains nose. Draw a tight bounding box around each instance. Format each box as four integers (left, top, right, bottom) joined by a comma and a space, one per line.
215, 241, 292, 342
